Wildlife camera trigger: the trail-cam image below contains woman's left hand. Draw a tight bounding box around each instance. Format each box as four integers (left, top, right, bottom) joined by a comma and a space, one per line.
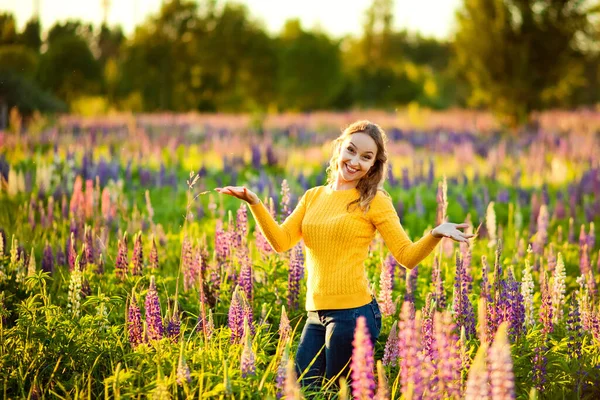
431, 223, 475, 243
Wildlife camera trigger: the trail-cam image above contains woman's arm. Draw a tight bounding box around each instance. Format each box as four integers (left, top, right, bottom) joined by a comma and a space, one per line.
215, 186, 308, 253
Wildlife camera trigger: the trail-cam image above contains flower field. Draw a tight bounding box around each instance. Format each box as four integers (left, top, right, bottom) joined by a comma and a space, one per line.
0, 110, 599, 399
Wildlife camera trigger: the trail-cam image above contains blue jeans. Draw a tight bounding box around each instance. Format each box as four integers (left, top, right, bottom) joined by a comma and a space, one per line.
295, 297, 382, 388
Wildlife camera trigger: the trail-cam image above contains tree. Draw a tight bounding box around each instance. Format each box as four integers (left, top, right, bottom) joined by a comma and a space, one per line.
454, 0, 597, 125
0, 13, 18, 45
19, 18, 42, 52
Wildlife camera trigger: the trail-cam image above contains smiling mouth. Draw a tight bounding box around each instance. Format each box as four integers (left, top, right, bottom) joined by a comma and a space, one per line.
345, 163, 359, 174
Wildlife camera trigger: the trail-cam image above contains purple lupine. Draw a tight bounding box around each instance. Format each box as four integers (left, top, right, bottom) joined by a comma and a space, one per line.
382, 321, 400, 367
488, 322, 516, 399
241, 318, 256, 378
452, 252, 476, 338
505, 267, 526, 340
176, 350, 191, 386
276, 340, 290, 399
288, 243, 304, 310
215, 220, 232, 262
84, 225, 94, 265
228, 286, 245, 342
408, 265, 418, 298
539, 272, 554, 335
532, 334, 548, 391
279, 306, 291, 342
379, 257, 395, 316
351, 316, 376, 400
398, 301, 423, 398
149, 236, 159, 269
431, 255, 446, 309
42, 243, 54, 274
131, 232, 143, 276
78, 243, 87, 271
115, 235, 129, 280
145, 275, 164, 341
384, 253, 400, 289
128, 291, 144, 348
166, 303, 181, 343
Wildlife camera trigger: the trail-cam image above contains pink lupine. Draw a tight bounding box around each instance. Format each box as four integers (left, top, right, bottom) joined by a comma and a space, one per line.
149, 236, 159, 269
378, 257, 396, 316
236, 203, 248, 246
115, 234, 128, 280
464, 343, 490, 400
398, 302, 423, 398
351, 316, 376, 400
181, 236, 194, 291
127, 291, 144, 348
228, 286, 245, 342
488, 322, 516, 399
433, 311, 462, 398
382, 321, 400, 367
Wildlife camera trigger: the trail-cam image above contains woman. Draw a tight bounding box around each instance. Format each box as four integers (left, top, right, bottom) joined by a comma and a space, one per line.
216, 120, 473, 388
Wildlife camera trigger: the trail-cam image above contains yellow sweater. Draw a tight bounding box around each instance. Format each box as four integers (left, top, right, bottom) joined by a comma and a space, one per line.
248, 185, 441, 310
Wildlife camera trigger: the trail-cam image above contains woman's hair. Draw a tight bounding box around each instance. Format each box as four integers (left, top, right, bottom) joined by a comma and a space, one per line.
325, 120, 389, 213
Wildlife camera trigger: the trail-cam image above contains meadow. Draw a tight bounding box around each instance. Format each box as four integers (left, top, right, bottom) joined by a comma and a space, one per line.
0, 109, 599, 399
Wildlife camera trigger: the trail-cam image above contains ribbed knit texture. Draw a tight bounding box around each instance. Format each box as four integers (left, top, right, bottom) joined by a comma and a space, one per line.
249, 185, 441, 310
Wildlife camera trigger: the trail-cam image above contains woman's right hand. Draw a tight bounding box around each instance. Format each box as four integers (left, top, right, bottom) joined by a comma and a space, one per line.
215, 186, 260, 205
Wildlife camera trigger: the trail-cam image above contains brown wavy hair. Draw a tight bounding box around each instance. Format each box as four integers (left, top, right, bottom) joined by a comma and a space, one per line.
325, 120, 389, 213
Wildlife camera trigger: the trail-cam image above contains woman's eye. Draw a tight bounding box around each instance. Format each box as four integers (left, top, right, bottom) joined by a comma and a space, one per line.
362, 156, 371, 160
347, 147, 355, 153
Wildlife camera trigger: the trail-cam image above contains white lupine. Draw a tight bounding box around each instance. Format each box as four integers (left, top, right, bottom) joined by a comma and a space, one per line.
576, 275, 591, 331
551, 253, 566, 323
0, 231, 4, 259
521, 259, 535, 326
67, 257, 83, 318
27, 248, 36, 277
486, 202, 497, 248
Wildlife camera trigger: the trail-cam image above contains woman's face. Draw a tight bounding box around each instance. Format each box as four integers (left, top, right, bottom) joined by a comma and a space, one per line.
337, 132, 378, 186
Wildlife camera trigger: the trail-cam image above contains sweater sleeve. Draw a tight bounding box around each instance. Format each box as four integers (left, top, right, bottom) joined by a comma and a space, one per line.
248, 190, 309, 253
370, 191, 441, 269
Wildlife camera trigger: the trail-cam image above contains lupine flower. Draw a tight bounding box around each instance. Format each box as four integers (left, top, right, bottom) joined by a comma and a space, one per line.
351, 316, 376, 400
238, 246, 253, 302
459, 325, 471, 377
131, 232, 143, 276
27, 248, 36, 277
280, 179, 291, 221
276, 338, 290, 399
539, 272, 554, 335
382, 321, 400, 367
0, 230, 4, 259
42, 243, 54, 274
84, 225, 94, 265
566, 297, 582, 360
532, 335, 548, 391
464, 342, 490, 400
283, 358, 302, 400
287, 243, 304, 310
551, 253, 566, 323
241, 317, 256, 378
236, 203, 248, 246
67, 232, 76, 271
67, 256, 83, 318
78, 243, 87, 271
452, 252, 476, 338
145, 275, 164, 341
215, 220, 232, 262
379, 256, 396, 316
165, 302, 181, 343
176, 344, 192, 386
384, 253, 400, 289
128, 291, 144, 348
533, 204, 549, 255
480, 255, 491, 302
398, 302, 423, 397
486, 202, 497, 247
421, 293, 435, 359
576, 275, 592, 331
432, 310, 462, 398
521, 259, 535, 327
279, 306, 291, 342
478, 297, 489, 345
229, 286, 245, 342
374, 360, 389, 400
588, 222, 596, 250
149, 236, 159, 269
115, 234, 129, 280
436, 177, 448, 226
505, 266, 526, 340
489, 322, 516, 399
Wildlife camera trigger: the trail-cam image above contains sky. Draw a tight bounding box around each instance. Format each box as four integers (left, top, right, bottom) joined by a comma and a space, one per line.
2, 0, 462, 40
